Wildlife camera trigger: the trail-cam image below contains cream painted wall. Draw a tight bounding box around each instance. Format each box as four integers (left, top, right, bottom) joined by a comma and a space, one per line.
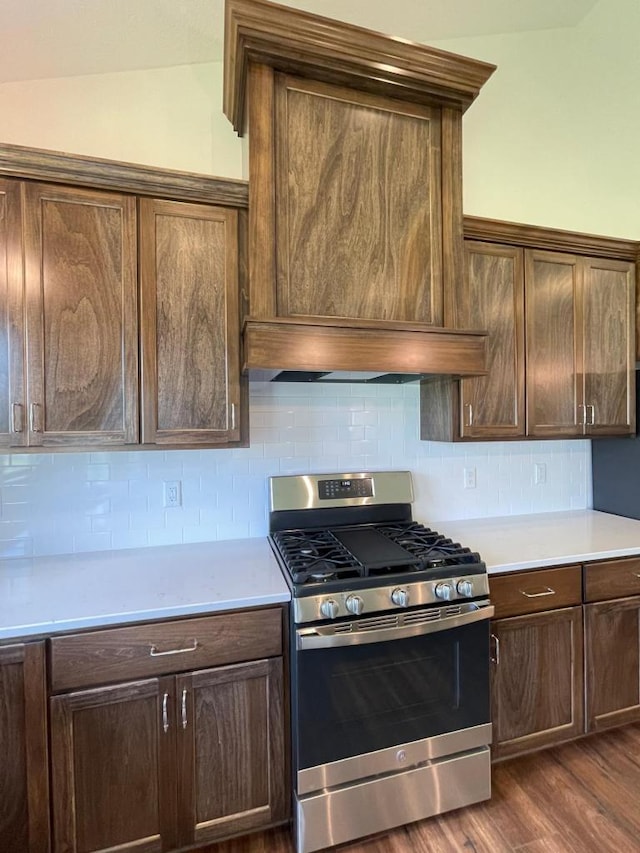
434, 0, 640, 237
0, 62, 243, 178
0, 0, 637, 238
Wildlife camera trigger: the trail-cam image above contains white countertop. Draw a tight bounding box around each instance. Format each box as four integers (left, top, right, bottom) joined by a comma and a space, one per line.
437, 510, 640, 574
0, 538, 290, 641
4, 510, 640, 641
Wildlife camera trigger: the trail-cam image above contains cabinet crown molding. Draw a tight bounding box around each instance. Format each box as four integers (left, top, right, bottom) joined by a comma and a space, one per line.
0, 142, 249, 208
223, 0, 496, 133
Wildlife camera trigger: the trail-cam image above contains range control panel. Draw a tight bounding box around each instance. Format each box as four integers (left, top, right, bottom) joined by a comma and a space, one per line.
318, 478, 373, 500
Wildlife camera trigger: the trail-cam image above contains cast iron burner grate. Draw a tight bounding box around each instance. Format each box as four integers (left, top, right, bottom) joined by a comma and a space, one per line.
272, 529, 364, 584
375, 521, 480, 568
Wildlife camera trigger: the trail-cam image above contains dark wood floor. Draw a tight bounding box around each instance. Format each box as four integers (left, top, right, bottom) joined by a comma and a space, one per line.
202, 724, 640, 853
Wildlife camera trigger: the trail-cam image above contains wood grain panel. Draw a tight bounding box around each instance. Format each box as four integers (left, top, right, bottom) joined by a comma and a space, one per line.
139, 198, 242, 446
0, 178, 26, 448
490, 566, 582, 619
0, 142, 249, 208
525, 250, 582, 437
584, 556, 640, 602
50, 608, 283, 691
582, 257, 635, 435
491, 607, 584, 759
177, 659, 285, 847
585, 597, 640, 732
458, 241, 524, 438
0, 642, 50, 853
243, 318, 487, 376
275, 75, 442, 325
223, 0, 496, 133
22, 182, 138, 447
50, 677, 176, 853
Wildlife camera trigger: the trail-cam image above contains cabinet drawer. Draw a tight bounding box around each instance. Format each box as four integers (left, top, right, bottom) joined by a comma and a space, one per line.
490, 566, 582, 619
584, 556, 640, 603
50, 607, 283, 691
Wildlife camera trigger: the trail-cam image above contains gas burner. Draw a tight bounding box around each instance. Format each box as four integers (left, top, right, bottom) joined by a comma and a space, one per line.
376, 522, 479, 569
272, 529, 364, 584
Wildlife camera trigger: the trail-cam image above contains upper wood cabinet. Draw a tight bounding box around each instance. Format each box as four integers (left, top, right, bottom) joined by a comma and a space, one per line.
526, 250, 635, 437
24, 182, 139, 447
0, 144, 249, 452
421, 240, 525, 440
0, 642, 50, 853
0, 178, 24, 448
421, 219, 636, 441
1, 179, 138, 448
139, 199, 242, 446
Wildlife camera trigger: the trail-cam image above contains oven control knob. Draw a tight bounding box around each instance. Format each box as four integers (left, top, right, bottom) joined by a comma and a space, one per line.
391, 588, 410, 608
345, 594, 364, 616
457, 579, 474, 598
320, 599, 340, 619
434, 582, 454, 601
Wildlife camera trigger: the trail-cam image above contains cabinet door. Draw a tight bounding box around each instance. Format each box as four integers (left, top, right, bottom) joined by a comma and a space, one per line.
458, 241, 525, 438
139, 199, 242, 446
175, 658, 287, 847
585, 596, 640, 732
22, 182, 138, 447
0, 178, 26, 447
0, 642, 50, 853
490, 607, 583, 760
582, 257, 635, 435
50, 677, 177, 853
525, 250, 582, 436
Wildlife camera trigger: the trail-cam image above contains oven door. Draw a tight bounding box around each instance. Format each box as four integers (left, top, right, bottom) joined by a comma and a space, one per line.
292, 601, 493, 790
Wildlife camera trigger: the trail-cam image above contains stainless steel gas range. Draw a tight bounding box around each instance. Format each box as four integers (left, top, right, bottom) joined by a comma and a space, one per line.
268, 471, 494, 853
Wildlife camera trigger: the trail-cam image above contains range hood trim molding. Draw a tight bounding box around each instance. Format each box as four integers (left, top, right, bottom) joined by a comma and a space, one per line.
224, 0, 496, 133
243, 317, 488, 378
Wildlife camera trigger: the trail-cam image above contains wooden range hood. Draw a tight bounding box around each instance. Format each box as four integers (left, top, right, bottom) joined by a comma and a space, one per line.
224, 0, 496, 381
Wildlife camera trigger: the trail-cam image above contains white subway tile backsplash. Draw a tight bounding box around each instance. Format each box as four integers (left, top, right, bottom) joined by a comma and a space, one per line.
0, 383, 592, 557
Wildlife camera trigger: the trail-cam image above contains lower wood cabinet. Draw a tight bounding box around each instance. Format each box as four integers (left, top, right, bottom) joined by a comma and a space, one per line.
0, 641, 50, 853
50, 658, 286, 853
490, 607, 584, 760
585, 597, 640, 733
583, 557, 640, 733
489, 564, 584, 761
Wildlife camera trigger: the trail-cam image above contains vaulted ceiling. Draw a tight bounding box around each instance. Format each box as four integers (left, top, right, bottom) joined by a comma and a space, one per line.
1, 0, 600, 84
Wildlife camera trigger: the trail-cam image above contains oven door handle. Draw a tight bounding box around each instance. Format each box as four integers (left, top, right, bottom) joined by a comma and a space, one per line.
296, 603, 495, 650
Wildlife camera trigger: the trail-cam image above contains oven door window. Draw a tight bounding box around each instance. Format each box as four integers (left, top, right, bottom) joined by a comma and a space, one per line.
294, 620, 490, 770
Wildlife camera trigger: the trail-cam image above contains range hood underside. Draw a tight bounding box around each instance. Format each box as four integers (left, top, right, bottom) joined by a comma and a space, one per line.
243, 317, 487, 383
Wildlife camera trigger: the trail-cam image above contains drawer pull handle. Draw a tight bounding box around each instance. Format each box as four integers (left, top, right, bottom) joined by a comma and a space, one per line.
150, 640, 199, 657
181, 688, 188, 729
162, 692, 169, 733
11, 403, 24, 433
520, 587, 556, 598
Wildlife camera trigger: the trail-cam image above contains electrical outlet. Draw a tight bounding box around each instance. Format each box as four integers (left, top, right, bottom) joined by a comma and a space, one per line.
463, 467, 477, 489
163, 480, 182, 508
534, 463, 547, 485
